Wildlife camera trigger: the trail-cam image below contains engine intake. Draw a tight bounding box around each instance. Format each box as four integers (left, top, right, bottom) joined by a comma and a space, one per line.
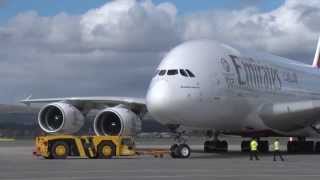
94, 106, 141, 136
38, 102, 85, 134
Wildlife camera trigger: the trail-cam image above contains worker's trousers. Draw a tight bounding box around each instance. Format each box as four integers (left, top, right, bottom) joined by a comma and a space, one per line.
273, 150, 284, 161
250, 150, 259, 160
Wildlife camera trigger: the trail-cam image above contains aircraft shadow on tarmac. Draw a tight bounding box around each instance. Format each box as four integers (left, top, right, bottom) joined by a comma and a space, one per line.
34, 151, 320, 160
190, 150, 319, 159
191, 150, 255, 159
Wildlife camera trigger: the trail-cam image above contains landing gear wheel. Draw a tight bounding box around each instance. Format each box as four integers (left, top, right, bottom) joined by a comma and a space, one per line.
177, 144, 191, 158
170, 144, 179, 158
204, 140, 228, 153
315, 142, 320, 153
51, 141, 69, 159
170, 144, 191, 158
204, 141, 210, 153
241, 140, 250, 152
98, 141, 115, 159
167, 126, 190, 158
287, 140, 314, 154
258, 141, 269, 153
304, 141, 314, 154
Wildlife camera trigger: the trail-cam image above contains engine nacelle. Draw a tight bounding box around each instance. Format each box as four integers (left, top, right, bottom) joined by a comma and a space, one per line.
93, 106, 141, 136
38, 102, 85, 134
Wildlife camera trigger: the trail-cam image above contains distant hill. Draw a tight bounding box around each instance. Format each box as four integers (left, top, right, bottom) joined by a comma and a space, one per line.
0, 104, 38, 125
0, 104, 38, 113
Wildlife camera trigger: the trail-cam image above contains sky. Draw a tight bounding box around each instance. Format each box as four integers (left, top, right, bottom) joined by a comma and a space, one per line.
0, 0, 285, 22
0, 0, 319, 104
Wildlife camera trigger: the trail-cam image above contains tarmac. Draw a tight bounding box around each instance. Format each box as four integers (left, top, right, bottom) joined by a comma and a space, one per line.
1, 137, 320, 180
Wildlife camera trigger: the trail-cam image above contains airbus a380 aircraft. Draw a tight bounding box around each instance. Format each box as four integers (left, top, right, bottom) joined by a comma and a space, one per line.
22, 38, 320, 158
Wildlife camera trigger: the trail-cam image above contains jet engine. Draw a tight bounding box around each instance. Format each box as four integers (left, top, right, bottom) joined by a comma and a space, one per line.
93, 106, 141, 136
38, 102, 85, 134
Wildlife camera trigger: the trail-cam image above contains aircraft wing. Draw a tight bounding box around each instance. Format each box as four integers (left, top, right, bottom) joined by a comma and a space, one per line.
20, 96, 147, 114
259, 100, 320, 132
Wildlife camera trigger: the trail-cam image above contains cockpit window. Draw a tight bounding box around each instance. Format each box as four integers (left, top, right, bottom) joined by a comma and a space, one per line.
158, 70, 166, 76
167, 69, 178, 75
158, 69, 194, 77
179, 69, 188, 77
186, 69, 195, 77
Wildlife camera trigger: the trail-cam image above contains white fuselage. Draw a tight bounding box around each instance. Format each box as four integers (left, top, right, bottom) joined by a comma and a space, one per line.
146, 40, 320, 137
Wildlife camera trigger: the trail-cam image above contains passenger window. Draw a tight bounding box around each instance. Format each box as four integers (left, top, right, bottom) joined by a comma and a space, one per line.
180, 69, 188, 77
186, 69, 195, 77
158, 70, 166, 76
167, 69, 178, 75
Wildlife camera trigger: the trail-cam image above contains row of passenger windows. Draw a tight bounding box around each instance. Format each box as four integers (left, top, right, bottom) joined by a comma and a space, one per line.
157, 69, 195, 77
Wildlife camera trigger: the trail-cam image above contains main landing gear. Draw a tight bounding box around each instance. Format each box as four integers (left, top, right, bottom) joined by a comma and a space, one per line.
287, 137, 316, 154
203, 131, 228, 153
169, 131, 191, 159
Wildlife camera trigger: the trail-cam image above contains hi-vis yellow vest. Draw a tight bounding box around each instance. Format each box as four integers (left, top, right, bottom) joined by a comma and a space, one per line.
250, 140, 258, 151
274, 141, 280, 150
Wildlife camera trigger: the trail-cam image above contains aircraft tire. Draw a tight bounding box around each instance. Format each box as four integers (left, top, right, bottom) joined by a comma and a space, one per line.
287, 141, 293, 153
170, 144, 179, 158
177, 144, 191, 158
287, 141, 299, 153
303, 141, 314, 154
204, 141, 210, 153
204, 141, 228, 153
258, 141, 269, 153
221, 140, 228, 152
315, 142, 320, 153
204, 141, 216, 153
241, 141, 250, 152
287, 141, 314, 154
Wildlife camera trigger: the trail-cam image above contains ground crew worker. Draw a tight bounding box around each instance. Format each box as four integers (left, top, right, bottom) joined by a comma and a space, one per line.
250, 138, 259, 160
273, 138, 284, 161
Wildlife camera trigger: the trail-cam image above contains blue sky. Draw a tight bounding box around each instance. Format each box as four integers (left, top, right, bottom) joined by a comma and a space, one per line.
0, 0, 285, 23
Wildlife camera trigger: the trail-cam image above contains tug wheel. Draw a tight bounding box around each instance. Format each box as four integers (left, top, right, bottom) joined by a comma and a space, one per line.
51, 141, 69, 159
98, 141, 115, 159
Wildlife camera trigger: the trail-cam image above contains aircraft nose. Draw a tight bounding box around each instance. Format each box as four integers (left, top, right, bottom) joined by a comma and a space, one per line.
146, 80, 172, 121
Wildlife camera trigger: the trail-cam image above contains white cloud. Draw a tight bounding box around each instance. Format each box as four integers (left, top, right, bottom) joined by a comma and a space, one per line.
1, 0, 320, 103
80, 0, 179, 51
181, 0, 320, 62
0, 0, 178, 103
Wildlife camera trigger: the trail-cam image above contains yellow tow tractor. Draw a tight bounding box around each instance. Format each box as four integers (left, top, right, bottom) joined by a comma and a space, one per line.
33, 135, 136, 159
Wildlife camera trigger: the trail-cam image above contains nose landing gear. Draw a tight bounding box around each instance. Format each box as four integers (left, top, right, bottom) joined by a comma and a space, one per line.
170, 143, 191, 158
168, 128, 191, 158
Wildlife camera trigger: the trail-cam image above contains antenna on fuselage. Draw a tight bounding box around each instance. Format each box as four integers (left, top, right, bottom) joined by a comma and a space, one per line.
312, 37, 320, 68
